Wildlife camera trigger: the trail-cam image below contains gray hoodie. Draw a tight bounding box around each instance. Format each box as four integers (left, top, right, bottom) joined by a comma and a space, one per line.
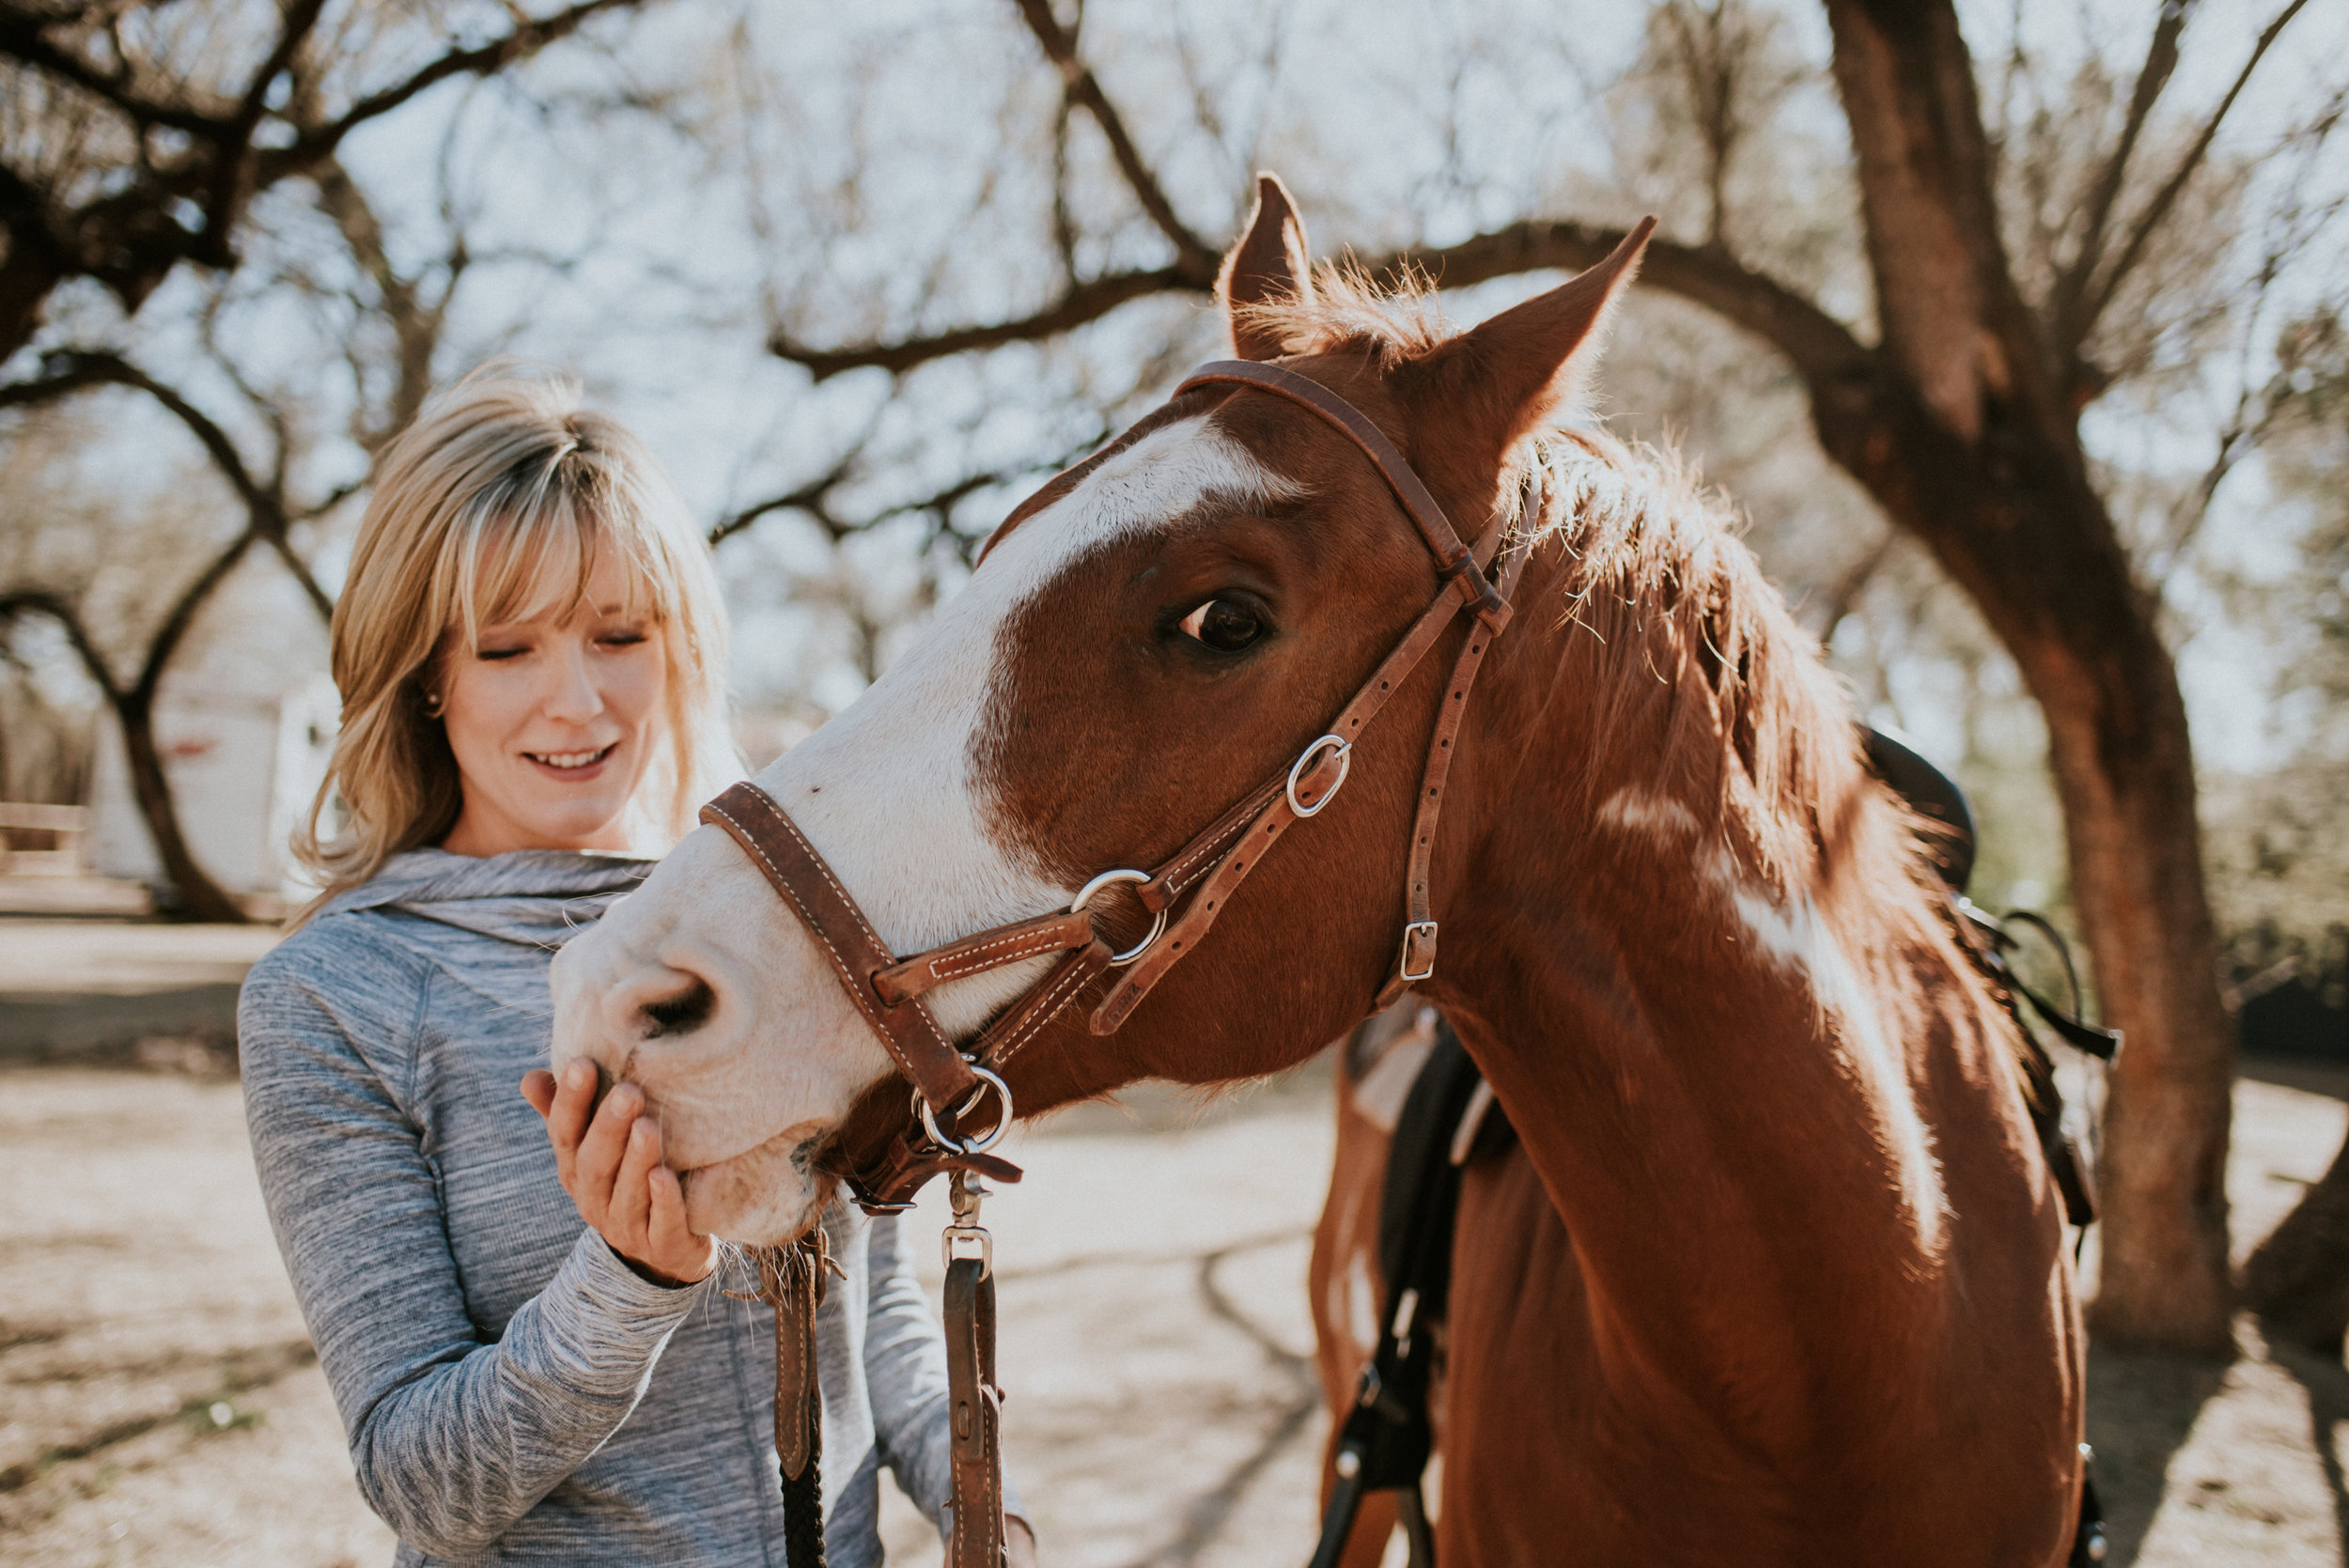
240, 847, 962, 1566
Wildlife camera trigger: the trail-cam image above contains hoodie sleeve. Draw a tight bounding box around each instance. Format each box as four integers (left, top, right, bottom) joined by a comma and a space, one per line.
239, 931, 710, 1561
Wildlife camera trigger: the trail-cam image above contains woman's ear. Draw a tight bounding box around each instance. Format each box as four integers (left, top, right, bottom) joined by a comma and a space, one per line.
1219, 173, 1315, 362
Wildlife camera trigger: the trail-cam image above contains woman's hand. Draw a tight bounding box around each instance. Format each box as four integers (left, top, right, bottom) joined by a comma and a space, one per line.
1005, 1515, 1039, 1568
521, 1061, 716, 1287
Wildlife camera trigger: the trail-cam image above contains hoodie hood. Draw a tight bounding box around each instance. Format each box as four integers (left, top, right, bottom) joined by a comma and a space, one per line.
314, 847, 656, 949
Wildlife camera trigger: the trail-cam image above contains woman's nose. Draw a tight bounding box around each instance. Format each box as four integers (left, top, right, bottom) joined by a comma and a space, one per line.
542, 643, 606, 723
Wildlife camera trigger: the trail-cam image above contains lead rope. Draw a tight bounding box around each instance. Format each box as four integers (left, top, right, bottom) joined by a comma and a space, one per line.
738, 1230, 844, 1567
943, 1170, 1010, 1567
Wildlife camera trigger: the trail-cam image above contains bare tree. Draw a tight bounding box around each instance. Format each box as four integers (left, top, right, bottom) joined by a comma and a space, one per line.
742, 0, 2345, 1351
0, 4, 676, 916
0, 348, 341, 919
0, 0, 659, 363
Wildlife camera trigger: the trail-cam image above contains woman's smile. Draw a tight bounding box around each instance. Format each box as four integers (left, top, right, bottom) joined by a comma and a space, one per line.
524, 741, 620, 778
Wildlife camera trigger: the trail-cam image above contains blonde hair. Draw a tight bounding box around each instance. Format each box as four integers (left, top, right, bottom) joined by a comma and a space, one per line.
295, 366, 739, 913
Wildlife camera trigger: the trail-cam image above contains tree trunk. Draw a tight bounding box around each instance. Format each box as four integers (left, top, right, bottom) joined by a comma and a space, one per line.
2024, 616, 2235, 1353
1814, 0, 2237, 1353
114, 690, 250, 924
1804, 352, 2235, 1351
2246, 1128, 2349, 1355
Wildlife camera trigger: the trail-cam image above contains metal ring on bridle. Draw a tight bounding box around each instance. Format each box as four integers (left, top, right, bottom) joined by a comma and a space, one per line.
1071, 868, 1167, 967
1286, 735, 1353, 818
918, 1064, 1013, 1155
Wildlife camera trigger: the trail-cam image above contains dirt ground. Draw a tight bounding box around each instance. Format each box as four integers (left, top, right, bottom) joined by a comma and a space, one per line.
1, 1052, 2344, 1568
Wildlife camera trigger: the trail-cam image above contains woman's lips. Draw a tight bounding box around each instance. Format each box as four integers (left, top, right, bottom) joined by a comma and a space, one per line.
524, 742, 617, 781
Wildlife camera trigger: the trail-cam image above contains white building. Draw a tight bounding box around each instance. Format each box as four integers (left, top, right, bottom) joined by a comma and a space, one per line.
86, 674, 339, 908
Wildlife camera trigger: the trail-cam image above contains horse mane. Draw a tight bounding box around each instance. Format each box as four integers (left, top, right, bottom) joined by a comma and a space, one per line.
1517, 429, 1888, 900
1248, 260, 1928, 910
1237, 259, 1453, 368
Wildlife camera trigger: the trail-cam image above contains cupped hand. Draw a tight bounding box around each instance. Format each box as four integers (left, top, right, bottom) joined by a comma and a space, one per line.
521, 1060, 716, 1287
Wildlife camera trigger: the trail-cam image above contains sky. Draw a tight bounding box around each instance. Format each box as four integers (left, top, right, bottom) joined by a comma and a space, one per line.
10, 0, 2345, 791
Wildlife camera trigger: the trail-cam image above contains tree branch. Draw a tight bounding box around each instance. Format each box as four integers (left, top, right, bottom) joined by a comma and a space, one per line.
1009, 0, 1220, 282
772, 216, 1871, 392
2049, 0, 2190, 356
0, 586, 121, 701
202, 0, 331, 244
2077, 0, 2310, 339
0, 4, 222, 133
1396, 222, 1874, 385
132, 527, 260, 704
711, 450, 864, 545
5, 349, 275, 524
254, 0, 654, 184
770, 264, 1188, 380
1806, 529, 1898, 638
0, 349, 334, 618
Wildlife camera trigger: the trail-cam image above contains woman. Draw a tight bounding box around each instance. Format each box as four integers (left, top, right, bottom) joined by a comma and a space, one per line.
239, 369, 1034, 1566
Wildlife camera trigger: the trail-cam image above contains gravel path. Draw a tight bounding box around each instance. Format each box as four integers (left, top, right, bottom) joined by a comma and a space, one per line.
0, 1059, 2342, 1567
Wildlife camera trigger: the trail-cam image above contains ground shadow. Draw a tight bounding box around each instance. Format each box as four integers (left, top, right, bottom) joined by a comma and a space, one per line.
2263, 1330, 2349, 1560
2086, 1334, 2232, 1565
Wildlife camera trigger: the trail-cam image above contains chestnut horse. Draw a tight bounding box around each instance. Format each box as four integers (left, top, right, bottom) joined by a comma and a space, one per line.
549, 176, 2085, 1563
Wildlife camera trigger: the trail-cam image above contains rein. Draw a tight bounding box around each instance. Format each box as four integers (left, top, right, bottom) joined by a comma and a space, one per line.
697, 359, 1533, 1565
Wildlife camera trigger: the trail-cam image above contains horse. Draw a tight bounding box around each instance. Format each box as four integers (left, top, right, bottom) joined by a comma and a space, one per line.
549, 174, 2087, 1564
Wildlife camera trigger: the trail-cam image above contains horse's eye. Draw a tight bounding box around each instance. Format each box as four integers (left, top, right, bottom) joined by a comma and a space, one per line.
1177, 598, 1264, 653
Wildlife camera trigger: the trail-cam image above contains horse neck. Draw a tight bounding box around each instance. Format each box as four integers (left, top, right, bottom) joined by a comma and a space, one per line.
1422, 490, 2013, 1391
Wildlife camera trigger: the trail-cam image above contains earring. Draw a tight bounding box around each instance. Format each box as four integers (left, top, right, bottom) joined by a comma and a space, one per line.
421, 690, 445, 719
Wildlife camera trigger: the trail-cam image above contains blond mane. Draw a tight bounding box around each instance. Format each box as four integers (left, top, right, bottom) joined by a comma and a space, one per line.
1237, 259, 1454, 368
1513, 427, 1887, 900
1240, 262, 1938, 910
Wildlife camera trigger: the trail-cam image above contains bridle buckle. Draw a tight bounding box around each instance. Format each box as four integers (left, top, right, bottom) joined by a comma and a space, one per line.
1398, 921, 1439, 984
1286, 735, 1353, 817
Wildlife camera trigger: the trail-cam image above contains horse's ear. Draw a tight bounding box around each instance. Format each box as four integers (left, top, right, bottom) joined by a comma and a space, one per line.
1220, 174, 1315, 362
1402, 217, 1657, 465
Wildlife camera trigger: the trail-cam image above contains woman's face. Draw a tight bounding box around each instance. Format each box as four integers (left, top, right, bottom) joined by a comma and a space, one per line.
437, 550, 670, 858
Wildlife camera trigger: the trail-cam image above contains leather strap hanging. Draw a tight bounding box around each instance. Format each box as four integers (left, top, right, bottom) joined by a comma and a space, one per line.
738, 1230, 842, 1568
943, 1219, 1007, 1567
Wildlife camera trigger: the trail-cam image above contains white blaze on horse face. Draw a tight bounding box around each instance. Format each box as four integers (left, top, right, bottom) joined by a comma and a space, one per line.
547, 414, 1301, 1245
757, 412, 1303, 1031
1708, 852, 1951, 1255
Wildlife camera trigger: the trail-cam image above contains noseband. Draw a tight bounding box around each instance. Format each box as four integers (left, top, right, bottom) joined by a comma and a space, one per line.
699, 359, 1534, 1212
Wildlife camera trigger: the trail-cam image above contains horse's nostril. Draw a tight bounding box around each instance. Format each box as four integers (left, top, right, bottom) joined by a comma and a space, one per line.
644, 977, 717, 1037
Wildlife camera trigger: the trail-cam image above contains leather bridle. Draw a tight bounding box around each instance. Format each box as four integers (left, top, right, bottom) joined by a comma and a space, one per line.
697, 360, 1534, 1567
699, 358, 1535, 1210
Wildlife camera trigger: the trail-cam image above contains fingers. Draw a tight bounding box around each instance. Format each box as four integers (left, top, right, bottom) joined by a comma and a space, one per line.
611, 1116, 661, 1240
573, 1079, 640, 1213
529, 1064, 710, 1286
543, 1059, 600, 1186
647, 1167, 714, 1284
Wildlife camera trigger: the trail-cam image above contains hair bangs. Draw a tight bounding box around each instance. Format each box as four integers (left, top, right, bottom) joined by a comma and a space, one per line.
296, 365, 740, 918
